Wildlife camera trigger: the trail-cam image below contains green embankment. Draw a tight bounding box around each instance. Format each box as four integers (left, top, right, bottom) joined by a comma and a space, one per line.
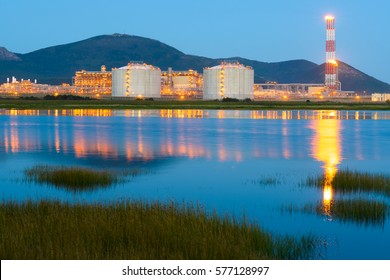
1, 98, 389, 110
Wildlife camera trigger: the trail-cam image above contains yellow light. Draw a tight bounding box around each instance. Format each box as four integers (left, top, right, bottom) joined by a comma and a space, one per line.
325, 15, 334, 20
327, 59, 338, 66
356, 95, 360, 99
323, 186, 333, 203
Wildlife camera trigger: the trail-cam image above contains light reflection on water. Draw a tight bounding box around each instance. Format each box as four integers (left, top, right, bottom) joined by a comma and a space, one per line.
2, 108, 390, 120
310, 117, 342, 217
0, 109, 390, 259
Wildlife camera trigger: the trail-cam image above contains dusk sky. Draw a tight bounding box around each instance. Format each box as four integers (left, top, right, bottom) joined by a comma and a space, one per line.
1, 0, 389, 83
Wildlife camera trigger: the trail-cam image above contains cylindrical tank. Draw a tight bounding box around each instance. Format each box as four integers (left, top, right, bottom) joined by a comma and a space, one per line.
112, 63, 161, 98
203, 62, 254, 100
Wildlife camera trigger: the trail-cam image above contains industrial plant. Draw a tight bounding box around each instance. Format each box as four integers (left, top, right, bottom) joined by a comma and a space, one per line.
161, 68, 202, 98
72, 65, 111, 95
1, 15, 387, 101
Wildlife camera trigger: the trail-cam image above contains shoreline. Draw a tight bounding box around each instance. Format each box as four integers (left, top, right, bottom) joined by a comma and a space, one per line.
1, 98, 389, 111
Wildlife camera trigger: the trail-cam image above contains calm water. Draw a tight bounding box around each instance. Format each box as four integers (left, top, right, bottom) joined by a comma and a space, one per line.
1, 109, 390, 259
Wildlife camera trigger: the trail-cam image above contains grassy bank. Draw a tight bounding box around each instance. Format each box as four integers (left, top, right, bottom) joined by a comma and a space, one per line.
1, 98, 389, 110
0, 201, 317, 260
307, 169, 390, 196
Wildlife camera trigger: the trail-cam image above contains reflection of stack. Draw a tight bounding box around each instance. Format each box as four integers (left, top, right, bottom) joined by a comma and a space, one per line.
310, 116, 342, 216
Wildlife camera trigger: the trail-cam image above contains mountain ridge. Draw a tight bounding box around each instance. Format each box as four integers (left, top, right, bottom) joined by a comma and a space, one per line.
1, 34, 389, 93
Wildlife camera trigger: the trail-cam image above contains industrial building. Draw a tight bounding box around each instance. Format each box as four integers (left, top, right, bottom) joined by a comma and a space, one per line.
72, 65, 111, 95
253, 83, 324, 99
0, 77, 73, 96
161, 68, 202, 98
371, 93, 390, 102
203, 61, 254, 100
112, 62, 161, 98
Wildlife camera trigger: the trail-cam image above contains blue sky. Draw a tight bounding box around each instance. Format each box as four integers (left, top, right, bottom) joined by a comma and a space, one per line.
1, 0, 389, 83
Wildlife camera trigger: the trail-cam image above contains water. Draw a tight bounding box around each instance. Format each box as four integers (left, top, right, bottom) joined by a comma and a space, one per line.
1, 109, 390, 259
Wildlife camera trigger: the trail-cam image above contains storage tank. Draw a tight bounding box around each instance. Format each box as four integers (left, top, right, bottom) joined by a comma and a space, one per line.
203, 61, 254, 100
112, 62, 161, 98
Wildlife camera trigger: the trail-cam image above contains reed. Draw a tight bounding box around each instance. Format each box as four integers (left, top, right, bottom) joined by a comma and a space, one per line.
306, 169, 390, 196
254, 176, 282, 186
0, 201, 317, 260
309, 199, 388, 227
25, 165, 116, 191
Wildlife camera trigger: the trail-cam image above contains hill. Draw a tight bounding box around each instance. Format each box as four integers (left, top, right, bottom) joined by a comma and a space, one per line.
0, 34, 389, 93
0, 47, 21, 61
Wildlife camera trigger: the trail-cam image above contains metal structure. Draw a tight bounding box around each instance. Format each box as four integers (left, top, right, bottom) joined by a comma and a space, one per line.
203, 61, 254, 100
73, 65, 111, 95
254, 83, 324, 99
325, 15, 340, 92
112, 62, 161, 98
161, 68, 202, 98
371, 93, 390, 102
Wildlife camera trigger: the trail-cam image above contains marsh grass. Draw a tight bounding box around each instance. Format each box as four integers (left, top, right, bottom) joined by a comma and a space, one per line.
25, 165, 116, 191
306, 169, 390, 196
24, 165, 152, 191
254, 176, 282, 186
0, 201, 317, 260
304, 199, 388, 227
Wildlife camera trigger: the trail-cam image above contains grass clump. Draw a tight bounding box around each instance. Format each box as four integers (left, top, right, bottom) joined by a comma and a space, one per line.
25, 165, 116, 191
0, 201, 317, 260
254, 176, 281, 186
305, 199, 388, 227
307, 169, 390, 196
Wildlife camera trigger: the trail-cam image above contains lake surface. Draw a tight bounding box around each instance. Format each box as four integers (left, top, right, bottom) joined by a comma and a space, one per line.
1, 109, 390, 259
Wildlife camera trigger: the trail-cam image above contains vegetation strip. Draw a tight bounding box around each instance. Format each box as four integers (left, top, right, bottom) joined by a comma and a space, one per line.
0, 201, 317, 260
25, 165, 116, 191
306, 169, 390, 196
1, 98, 390, 110
306, 199, 388, 227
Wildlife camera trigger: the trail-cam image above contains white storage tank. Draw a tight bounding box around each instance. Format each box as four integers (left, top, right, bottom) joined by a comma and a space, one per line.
203, 61, 254, 100
112, 62, 161, 98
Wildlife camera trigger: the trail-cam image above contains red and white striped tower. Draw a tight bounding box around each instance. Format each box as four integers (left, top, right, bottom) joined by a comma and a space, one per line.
325, 15, 339, 92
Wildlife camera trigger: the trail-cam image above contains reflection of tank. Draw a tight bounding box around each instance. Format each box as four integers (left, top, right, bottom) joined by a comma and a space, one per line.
203, 61, 254, 100
112, 62, 161, 98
